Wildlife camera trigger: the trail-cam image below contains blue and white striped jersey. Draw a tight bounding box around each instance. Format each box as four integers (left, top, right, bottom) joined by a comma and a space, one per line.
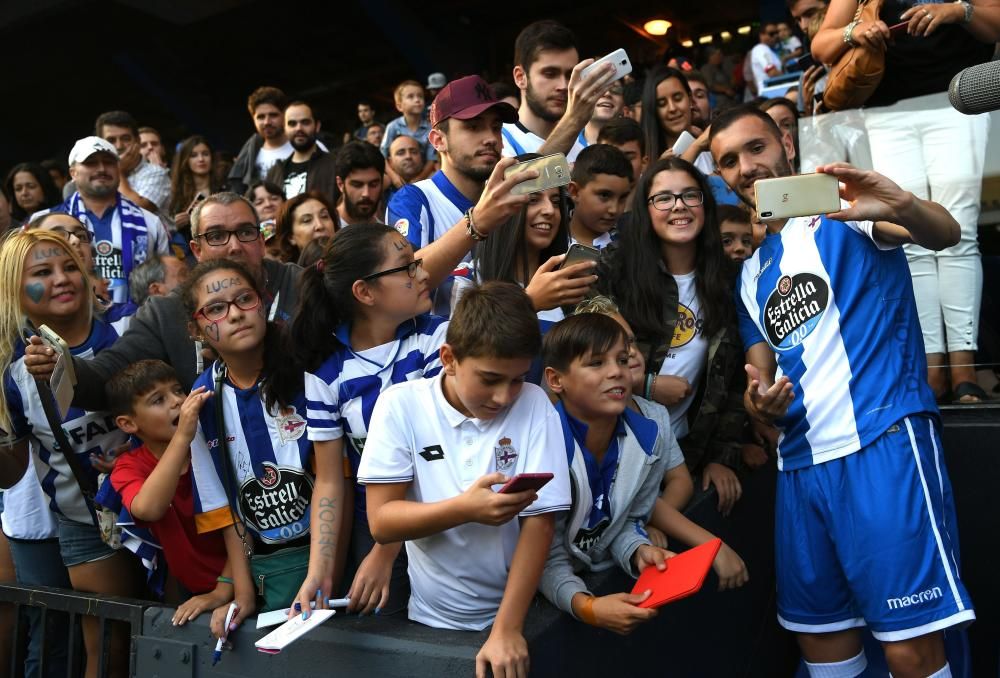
386, 171, 472, 316
304, 315, 448, 521
189, 363, 314, 544
736, 214, 937, 471
4, 320, 126, 523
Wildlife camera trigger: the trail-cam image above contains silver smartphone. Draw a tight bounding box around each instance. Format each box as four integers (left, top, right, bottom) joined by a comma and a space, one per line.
754, 173, 841, 221
505, 153, 571, 195
580, 48, 632, 82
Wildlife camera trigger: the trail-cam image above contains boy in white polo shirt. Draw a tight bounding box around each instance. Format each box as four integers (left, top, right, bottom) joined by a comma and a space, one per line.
359, 281, 571, 678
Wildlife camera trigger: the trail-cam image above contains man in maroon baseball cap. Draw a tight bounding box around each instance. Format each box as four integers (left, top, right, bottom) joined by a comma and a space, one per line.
428, 75, 518, 128
386, 74, 532, 316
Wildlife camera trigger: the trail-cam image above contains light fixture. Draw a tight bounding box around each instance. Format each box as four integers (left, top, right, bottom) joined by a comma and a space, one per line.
681, 39, 694, 48
698, 34, 714, 44
720, 31, 732, 41
643, 19, 672, 35
737, 25, 752, 35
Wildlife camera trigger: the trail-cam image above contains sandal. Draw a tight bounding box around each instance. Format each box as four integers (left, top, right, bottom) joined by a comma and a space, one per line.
952, 381, 988, 404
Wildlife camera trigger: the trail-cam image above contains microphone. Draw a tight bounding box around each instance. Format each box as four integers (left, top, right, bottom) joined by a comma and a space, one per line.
948, 60, 1000, 115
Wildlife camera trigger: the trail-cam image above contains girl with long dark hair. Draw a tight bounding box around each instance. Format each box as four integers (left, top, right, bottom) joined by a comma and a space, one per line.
602, 157, 748, 516
3, 163, 62, 226
169, 136, 218, 235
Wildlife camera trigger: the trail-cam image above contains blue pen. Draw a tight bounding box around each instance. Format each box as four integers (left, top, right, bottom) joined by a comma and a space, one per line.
212, 602, 239, 666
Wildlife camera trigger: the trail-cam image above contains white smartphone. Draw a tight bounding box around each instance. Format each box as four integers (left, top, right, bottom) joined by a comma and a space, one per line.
580, 48, 632, 83
505, 153, 572, 195
672, 130, 697, 156
754, 173, 841, 221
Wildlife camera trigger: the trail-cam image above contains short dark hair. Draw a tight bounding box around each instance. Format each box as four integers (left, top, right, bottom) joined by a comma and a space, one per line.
571, 143, 634, 186
514, 20, 577, 70
138, 126, 161, 138
708, 103, 784, 147
716, 203, 752, 225
685, 71, 708, 87
357, 99, 374, 109
447, 281, 541, 361
247, 86, 288, 115
759, 96, 799, 119
596, 117, 646, 157
95, 110, 139, 137
40, 158, 68, 178
542, 313, 627, 374
489, 81, 519, 102
106, 359, 180, 418
335, 140, 385, 180
245, 180, 284, 202
285, 100, 316, 119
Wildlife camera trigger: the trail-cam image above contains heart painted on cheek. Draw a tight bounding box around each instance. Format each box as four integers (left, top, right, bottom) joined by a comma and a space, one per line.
25, 282, 45, 303
204, 322, 220, 342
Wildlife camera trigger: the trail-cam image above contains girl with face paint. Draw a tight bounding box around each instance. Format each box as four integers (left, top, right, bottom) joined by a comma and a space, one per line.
0, 229, 139, 678
290, 223, 443, 619
179, 258, 320, 637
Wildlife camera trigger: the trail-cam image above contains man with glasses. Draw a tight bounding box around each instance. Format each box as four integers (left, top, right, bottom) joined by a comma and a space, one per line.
750, 24, 784, 95
25, 192, 302, 404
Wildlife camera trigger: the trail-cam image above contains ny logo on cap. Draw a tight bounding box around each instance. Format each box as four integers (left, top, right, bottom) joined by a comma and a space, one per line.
474, 82, 492, 102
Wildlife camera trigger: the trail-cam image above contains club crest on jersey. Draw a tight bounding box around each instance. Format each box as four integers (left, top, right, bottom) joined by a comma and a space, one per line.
95, 240, 113, 257
763, 273, 830, 351
393, 218, 409, 237
494, 437, 518, 472
276, 406, 306, 443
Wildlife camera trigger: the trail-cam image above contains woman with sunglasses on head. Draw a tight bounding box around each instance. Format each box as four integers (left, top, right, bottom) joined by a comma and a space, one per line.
181, 258, 329, 637
0, 230, 141, 678
27, 212, 137, 334
600, 157, 749, 518
291, 223, 448, 619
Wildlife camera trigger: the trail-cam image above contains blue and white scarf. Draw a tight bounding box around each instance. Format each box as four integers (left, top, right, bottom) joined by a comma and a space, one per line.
58, 192, 152, 303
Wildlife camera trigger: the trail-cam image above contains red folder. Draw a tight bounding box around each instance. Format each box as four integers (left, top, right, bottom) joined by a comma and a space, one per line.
631, 538, 722, 609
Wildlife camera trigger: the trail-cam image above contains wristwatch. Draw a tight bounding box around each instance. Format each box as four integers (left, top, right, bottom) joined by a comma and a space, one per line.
956, 0, 973, 24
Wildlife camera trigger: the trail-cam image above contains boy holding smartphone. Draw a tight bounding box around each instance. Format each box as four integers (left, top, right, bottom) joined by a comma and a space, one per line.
359, 282, 571, 678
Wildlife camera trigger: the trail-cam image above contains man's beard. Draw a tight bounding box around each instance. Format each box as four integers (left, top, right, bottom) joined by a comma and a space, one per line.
525, 82, 563, 123
79, 179, 118, 200
345, 194, 378, 220
736, 155, 794, 209
452, 152, 496, 183
290, 133, 316, 153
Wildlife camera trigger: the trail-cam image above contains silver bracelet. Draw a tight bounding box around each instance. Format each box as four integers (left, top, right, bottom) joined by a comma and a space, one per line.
843, 19, 861, 46
956, 0, 973, 24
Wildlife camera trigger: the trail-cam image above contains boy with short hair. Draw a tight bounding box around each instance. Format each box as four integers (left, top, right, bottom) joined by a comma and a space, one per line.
108, 360, 230, 619
596, 117, 649, 197
359, 281, 571, 678
717, 204, 755, 263
539, 313, 675, 634
568, 144, 633, 249
381, 79, 436, 170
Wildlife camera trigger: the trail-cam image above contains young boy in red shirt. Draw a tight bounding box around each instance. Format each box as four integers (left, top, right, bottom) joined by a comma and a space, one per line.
108, 359, 231, 624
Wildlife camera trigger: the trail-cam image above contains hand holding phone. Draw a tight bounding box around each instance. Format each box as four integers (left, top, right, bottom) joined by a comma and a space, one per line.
580, 49, 632, 83
754, 173, 841, 221
497, 472, 554, 494
504, 153, 571, 195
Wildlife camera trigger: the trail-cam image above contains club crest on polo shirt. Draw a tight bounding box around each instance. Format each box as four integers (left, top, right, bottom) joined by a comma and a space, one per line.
763, 272, 830, 351
494, 437, 518, 473
238, 462, 313, 543
276, 406, 307, 443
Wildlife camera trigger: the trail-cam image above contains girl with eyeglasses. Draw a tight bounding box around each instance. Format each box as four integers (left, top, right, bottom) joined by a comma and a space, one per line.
0, 229, 141, 678
600, 157, 751, 519
179, 258, 326, 637
290, 223, 446, 619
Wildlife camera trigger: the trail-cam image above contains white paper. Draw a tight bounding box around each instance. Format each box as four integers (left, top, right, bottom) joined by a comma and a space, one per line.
254, 609, 335, 653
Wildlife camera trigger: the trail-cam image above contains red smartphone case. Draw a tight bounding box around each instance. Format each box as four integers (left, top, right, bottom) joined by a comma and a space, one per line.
631, 538, 722, 609
497, 472, 554, 494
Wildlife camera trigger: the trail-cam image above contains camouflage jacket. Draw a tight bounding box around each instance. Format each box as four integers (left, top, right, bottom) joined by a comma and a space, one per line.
633, 272, 748, 475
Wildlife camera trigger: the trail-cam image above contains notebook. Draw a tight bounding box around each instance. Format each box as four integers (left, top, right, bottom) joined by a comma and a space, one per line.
630, 538, 722, 609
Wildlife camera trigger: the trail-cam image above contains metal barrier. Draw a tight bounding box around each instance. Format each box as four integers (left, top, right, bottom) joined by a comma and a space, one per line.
0, 583, 146, 678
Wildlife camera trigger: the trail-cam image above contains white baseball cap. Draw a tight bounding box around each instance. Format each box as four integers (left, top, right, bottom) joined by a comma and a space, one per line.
68, 136, 119, 165
426, 72, 447, 90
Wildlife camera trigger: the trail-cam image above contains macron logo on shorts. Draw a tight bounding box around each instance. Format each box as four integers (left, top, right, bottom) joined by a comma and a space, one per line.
887, 587, 943, 611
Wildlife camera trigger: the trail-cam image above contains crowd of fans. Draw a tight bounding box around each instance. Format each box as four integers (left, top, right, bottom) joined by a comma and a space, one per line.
0, 3, 998, 677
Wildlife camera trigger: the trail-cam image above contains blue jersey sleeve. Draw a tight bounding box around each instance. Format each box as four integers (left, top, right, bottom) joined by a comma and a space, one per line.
735, 279, 766, 351
386, 185, 430, 249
